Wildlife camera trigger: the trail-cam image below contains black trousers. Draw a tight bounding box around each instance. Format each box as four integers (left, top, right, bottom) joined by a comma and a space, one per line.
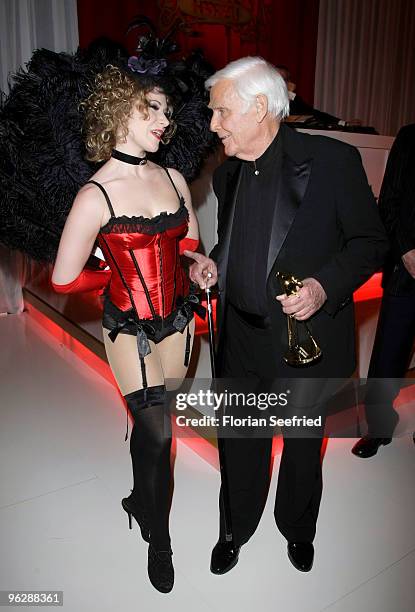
218, 305, 324, 545
364, 292, 415, 436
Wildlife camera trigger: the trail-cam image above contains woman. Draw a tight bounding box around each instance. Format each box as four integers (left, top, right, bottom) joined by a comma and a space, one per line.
52, 63, 201, 593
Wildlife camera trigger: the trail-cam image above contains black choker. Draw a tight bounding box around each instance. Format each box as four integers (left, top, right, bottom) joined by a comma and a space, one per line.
111, 149, 147, 165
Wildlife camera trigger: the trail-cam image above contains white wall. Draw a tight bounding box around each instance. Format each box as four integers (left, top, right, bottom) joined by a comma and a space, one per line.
0, 0, 79, 93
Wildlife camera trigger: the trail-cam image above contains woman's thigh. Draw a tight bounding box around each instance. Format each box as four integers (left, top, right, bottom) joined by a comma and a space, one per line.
102, 328, 164, 396
155, 318, 195, 390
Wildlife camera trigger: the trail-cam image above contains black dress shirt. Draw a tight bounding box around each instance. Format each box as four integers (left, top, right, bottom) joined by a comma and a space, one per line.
227, 130, 282, 316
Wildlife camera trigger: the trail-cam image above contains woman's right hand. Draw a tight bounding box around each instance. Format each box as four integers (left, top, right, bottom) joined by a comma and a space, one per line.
184, 251, 218, 290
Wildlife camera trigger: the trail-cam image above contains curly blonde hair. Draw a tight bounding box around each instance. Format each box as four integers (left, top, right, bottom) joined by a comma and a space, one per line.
81, 65, 175, 162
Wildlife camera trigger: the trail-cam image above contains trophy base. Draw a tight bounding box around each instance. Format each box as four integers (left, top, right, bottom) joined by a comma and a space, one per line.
283, 346, 322, 367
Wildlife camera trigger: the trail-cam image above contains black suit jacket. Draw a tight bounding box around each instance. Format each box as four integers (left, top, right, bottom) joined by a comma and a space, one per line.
379, 124, 415, 296
210, 124, 389, 378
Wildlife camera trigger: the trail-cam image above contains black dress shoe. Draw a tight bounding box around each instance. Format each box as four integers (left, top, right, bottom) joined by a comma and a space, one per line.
287, 542, 314, 572
351, 436, 392, 458
210, 540, 240, 575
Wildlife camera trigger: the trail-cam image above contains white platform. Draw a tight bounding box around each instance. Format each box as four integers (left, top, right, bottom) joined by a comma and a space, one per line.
1, 310, 414, 612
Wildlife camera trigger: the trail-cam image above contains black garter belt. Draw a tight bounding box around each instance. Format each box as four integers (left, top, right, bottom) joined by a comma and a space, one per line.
103, 293, 205, 439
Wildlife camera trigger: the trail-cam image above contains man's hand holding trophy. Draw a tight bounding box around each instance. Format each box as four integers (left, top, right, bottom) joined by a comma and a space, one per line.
276, 272, 326, 366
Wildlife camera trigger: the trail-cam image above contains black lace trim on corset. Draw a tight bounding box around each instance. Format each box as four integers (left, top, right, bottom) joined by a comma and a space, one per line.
99, 196, 188, 234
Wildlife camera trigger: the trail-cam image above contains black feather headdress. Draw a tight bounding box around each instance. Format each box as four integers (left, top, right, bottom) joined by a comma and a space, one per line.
124, 16, 218, 177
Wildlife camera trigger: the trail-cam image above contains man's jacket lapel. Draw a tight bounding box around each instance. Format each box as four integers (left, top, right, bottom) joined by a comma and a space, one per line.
266, 127, 313, 280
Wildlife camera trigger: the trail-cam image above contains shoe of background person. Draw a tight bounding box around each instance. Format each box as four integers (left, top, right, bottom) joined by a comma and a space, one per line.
351, 436, 392, 458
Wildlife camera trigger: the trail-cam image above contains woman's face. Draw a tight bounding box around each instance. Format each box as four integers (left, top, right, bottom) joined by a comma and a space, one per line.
124, 89, 171, 154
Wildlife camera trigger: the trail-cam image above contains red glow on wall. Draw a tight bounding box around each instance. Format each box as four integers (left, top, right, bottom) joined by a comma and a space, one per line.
25, 301, 117, 385
353, 272, 383, 302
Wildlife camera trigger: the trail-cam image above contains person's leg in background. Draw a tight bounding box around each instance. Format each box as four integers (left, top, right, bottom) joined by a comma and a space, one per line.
352, 293, 415, 457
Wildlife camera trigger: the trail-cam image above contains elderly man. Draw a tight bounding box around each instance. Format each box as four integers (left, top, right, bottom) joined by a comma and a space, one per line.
185, 57, 388, 573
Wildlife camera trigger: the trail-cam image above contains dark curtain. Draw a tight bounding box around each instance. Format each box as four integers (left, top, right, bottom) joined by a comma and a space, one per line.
77, 0, 319, 104
265, 0, 320, 105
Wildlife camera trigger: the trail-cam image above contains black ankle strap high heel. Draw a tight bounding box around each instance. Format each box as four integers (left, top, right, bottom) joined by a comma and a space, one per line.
121, 493, 150, 543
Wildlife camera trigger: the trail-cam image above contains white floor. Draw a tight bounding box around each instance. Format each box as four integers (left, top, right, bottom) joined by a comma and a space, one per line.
0, 310, 414, 612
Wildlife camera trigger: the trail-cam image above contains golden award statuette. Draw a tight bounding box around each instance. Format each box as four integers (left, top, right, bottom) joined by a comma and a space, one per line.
276, 271, 322, 367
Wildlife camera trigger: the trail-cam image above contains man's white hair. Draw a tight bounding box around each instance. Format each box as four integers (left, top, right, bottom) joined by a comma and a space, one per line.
205, 56, 289, 120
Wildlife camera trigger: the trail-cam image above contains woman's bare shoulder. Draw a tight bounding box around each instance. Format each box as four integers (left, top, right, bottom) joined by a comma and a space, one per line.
70, 179, 108, 223
76, 160, 116, 203
165, 166, 187, 188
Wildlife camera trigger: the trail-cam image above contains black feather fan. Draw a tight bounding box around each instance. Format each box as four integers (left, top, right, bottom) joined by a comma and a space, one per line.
0, 40, 126, 262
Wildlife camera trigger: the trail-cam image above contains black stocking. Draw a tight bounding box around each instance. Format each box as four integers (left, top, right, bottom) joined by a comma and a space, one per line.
124, 385, 172, 550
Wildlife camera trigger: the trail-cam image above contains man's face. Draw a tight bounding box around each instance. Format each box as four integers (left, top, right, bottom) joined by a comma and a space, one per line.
208, 79, 259, 159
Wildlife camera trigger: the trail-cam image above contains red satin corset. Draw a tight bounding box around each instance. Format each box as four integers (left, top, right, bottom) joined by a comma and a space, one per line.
97, 202, 190, 319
